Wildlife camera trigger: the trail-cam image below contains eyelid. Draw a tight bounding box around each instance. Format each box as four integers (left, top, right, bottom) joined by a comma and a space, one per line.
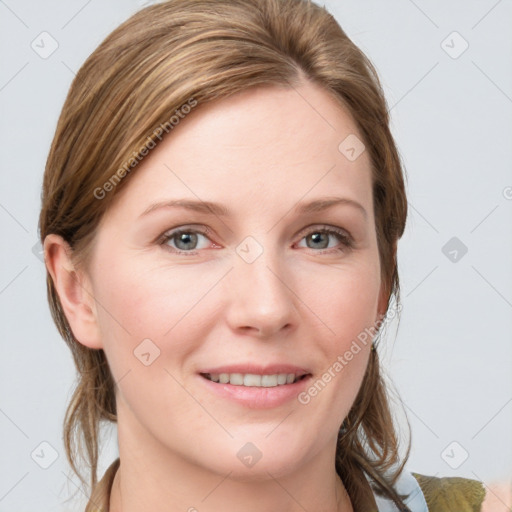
296, 223, 352, 240
158, 224, 211, 240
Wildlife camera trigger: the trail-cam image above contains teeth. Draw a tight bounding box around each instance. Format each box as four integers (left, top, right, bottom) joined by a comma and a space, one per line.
205, 372, 301, 387
277, 374, 287, 385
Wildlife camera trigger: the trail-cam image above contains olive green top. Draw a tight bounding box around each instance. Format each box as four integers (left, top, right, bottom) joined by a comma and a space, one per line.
411, 472, 486, 512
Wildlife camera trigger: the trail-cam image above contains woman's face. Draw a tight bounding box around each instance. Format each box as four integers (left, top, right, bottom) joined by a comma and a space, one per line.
75, 80, 386, 479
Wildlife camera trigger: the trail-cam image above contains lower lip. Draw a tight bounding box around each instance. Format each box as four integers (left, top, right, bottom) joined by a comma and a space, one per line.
198, 374, 312, 409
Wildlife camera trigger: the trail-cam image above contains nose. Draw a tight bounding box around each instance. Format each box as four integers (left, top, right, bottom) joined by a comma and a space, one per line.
224, 240, 298, 339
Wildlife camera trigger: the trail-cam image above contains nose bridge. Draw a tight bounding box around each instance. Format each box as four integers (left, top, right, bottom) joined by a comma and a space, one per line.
226, 234, 296, 335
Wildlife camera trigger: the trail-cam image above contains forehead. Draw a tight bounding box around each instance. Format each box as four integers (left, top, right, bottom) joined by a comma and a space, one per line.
108, 81, 373, 220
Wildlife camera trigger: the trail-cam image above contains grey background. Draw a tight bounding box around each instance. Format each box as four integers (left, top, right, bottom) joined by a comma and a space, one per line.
1, 0, 511, 510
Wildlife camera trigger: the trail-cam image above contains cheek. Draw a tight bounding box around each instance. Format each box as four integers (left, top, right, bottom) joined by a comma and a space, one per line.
92, 263, 210, 429
295, 261, 380, 414
90, 256, 211, 384
300, 259, 381, 343
94, 245, 381, 376
93, 252, 219, 340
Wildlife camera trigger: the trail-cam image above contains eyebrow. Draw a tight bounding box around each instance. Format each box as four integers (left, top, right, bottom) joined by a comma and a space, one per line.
139, 197, 367, 220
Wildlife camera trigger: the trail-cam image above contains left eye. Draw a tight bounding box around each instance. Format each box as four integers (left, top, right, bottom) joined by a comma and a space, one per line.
297, 228, 352, 251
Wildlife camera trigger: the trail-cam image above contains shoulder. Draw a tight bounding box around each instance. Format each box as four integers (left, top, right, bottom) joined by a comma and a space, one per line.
411, 472, 487, 512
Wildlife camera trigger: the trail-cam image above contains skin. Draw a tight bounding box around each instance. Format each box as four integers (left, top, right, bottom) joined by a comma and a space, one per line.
45, 78, 389, 512
481, 482, 512, 512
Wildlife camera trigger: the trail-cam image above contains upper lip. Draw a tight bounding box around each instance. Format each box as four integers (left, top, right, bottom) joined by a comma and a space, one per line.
199, 364, 310, 377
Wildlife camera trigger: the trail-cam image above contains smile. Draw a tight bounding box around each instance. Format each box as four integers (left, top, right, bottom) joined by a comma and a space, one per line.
200, 372, 309, 387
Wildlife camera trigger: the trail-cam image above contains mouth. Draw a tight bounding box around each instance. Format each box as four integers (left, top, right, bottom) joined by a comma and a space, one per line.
200, 372, 311, 387
197, 366, 313, 408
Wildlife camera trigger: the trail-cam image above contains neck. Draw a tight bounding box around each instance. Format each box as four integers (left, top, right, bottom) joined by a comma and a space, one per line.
109, 404, 354, 512
110, 463, 353, 512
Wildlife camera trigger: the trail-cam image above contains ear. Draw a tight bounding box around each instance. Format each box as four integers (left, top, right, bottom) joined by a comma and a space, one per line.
43, 234, 103, 350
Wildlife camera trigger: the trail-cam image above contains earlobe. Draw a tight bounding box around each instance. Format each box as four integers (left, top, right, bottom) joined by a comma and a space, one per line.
376, 278, 391, 324
43, 234, 103, 350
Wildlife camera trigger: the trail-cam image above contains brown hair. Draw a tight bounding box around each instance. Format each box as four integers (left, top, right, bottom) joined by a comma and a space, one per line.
39, 0, 411, 508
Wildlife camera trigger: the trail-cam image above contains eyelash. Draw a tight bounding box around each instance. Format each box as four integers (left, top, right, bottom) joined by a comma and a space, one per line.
157, 225, 354, 256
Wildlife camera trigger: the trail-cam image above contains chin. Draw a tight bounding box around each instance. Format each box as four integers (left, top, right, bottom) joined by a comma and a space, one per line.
185, 434, 304, 481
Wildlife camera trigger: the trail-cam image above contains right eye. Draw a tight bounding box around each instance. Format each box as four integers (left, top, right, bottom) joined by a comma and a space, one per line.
159, 226, 213, 255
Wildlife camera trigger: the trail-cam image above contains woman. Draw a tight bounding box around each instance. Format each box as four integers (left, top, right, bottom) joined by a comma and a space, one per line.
39, 0, 487, 510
